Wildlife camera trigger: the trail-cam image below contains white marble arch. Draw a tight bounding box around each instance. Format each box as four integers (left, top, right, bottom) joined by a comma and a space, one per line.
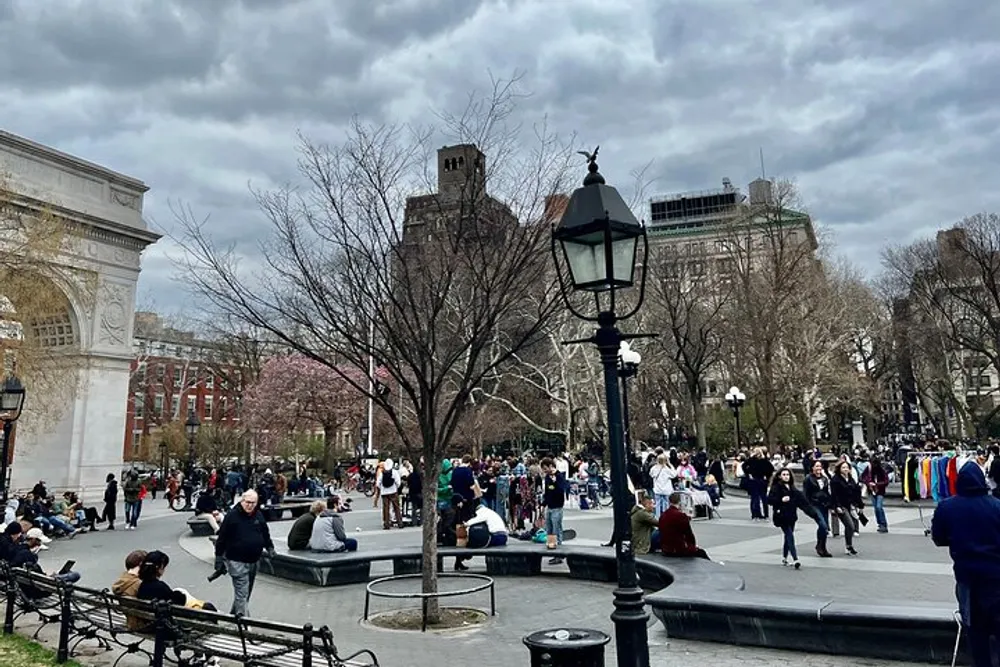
0, 130, 159, 500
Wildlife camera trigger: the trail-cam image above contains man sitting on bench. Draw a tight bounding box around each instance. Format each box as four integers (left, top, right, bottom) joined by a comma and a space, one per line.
464, 502, 509, 548
658, 493, 710, 560
309, 496, 358, 553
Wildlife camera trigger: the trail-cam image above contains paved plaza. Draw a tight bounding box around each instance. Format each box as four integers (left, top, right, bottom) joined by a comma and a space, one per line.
22, 494, 957, 666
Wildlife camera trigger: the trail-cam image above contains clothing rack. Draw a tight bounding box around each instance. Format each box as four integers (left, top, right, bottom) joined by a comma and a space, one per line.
903, 451, 970, 501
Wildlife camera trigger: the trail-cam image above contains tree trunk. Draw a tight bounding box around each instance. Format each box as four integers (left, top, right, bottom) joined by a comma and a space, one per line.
421, 455, 441, 623
691, 395, 707, 452
322, 427, 337, 475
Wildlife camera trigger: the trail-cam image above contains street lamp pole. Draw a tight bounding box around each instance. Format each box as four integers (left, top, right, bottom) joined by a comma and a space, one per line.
0, 376, 26, 503
725, 385, 746, 451
552, 148, 650, 667
185, 409, 200, 482
618, 341, 641, 454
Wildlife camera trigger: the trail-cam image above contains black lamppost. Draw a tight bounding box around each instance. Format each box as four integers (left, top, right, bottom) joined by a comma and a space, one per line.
618, 341, 641, 453
360, 424, 369, 460
185, 409, 200, 480
725, 385, 746, 451
158, 441, 168, 484
0, 376, 25, 502
552, 148, 650, 667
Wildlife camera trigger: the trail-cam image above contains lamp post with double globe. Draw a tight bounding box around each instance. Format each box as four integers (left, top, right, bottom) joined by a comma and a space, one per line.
725, 385, 746, 451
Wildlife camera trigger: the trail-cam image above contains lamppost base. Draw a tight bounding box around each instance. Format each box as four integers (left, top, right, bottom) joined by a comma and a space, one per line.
610, 585, 650, 667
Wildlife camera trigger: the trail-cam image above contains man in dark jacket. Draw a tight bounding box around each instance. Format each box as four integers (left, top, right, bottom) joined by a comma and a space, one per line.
407, 463, 423, 527
932, 463, 1000, 667
658, 493, 709, 560
287, 500, 325, 551
214, 490, 274, 617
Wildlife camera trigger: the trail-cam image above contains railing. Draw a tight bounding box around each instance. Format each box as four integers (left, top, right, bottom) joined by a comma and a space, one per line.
363, 573, 496, 632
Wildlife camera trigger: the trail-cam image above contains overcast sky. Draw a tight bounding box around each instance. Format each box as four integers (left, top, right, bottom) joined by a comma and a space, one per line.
3, 0, 999, 314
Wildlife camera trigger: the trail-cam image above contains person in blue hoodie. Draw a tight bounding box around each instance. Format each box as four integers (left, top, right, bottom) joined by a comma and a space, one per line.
932, 462, 1000, 667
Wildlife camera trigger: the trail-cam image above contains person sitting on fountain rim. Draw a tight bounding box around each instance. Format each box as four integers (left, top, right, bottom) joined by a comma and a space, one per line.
657, 492, 710, 560
308, 495, 358, 553
463, 502, 509, 548
288, 501, 326, 551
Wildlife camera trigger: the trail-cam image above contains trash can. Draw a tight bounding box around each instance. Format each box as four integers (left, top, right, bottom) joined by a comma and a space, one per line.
523, 628, 610, 667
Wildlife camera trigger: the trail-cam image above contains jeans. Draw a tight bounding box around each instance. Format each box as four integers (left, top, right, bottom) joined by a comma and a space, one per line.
748, 479, 768, 518
342, 538, 358, 552
226, 560, 258, 617
55, 572, 81, 584
781, 525, 798, 560
545, 507, 564, 545
812, 508, 829, 550
957, 581, 1000, 667
871, 495, 887, 529
837, 510, 857, 548
124, 500, 142, 528
489, 533, 508, 547
650, 529, 660, 553
47, 515, 74, 535
654, 493, 670, 518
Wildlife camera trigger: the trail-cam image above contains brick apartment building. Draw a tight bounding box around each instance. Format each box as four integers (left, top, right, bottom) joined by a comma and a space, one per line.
122, 312, 244, 464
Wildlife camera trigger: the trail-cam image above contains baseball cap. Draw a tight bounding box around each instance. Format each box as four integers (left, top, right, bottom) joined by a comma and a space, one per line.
25, 527, 52, 547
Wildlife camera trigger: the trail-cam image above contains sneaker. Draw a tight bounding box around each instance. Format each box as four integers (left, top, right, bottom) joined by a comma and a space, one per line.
877, 527, 888, 534
781, 558, 788, 567
793, 560, 801, 570
548, 557, 564, 565
68, 530, 78, 539
453, 563, 469, 572
846, 546, 858, 556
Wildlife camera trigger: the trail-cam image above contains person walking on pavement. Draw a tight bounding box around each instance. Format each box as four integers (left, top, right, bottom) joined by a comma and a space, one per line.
102, 473, 119, 531
932, 462, 1000, 667
214, 490, 274, 617
861, 455, 890, 533
373, 458, 402, 529
743, 448, 774, 521
767, 467, 815, 569
830, 461, 862, 556
802, 460, 833, 558
123, 471, 142, 530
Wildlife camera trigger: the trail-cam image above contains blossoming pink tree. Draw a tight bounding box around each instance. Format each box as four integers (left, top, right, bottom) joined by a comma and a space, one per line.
242, 354, 367, 470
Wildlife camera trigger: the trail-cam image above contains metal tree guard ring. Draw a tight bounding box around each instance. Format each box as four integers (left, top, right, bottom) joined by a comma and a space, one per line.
363, 573, 496, 632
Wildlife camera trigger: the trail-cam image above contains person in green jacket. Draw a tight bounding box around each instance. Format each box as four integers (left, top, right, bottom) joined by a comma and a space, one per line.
629, 492, 659, 555
437, 459, 454, 511
123, 471, 142, 531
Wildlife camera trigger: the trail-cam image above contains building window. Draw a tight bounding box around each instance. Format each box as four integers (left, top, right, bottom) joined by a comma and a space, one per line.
171, 395, 180, 419
205, 374, 214, 390
132, 430, 141, 455
187, 395, 196, 415
173, 368, 182, 389
134, 394, 144, 419
156, 364, 165, 382
154, 394, 164, 416
204, 396, 214, 420
190, 366, 199, 385
136, 363, 146, 384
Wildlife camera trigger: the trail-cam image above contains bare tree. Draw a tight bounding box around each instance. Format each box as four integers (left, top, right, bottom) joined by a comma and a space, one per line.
646, 243, 730, 450
0, 174, 91, 425
720, 179, 823, 449
883, 214, 1000, 437
173, 77, 573, 620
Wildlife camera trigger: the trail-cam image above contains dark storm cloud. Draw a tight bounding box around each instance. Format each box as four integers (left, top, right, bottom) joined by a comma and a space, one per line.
1, 0, 998, 311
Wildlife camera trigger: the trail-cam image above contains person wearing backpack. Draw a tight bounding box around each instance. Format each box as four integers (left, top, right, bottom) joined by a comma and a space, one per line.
374, 458, 402, 530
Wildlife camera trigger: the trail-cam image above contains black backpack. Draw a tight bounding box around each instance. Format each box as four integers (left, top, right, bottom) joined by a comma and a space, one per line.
381, 469, 394, 488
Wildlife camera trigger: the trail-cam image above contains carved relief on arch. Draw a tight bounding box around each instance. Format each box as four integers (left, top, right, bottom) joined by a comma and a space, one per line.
97, 280, 130, 347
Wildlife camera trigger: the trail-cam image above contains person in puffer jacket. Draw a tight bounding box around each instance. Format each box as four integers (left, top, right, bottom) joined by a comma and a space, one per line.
4, 499, 19, 528
308, 496, 358, 553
